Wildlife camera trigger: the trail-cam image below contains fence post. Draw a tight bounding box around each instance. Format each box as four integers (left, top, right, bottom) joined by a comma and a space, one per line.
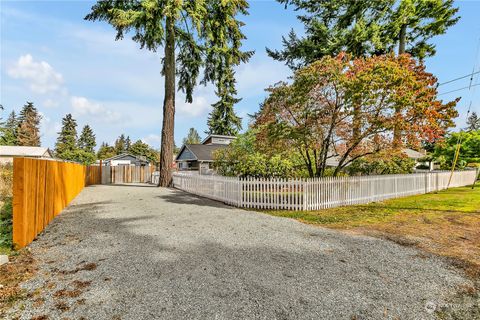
237, 177, 242, 207
302, 179, 307, 211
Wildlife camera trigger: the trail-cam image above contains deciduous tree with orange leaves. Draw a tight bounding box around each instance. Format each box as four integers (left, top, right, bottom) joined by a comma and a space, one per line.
253, 53, 458, 177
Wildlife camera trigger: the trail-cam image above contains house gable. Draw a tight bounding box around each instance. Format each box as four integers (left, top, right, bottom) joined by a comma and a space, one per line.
176, 146, 197, 161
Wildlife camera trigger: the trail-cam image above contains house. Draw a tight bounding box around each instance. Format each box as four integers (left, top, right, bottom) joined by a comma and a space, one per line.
101, 153, 150, 167
0, 146, 53, 164
175, 134, 235, 174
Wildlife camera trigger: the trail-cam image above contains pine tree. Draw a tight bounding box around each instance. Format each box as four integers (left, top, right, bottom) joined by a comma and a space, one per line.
55, 114, 78, 159
466, 112, 480, 131
78, 125, 97, 154
129, 140, 158, 163
268, 0, 459, 69
125, 136, 131, 152
17, 102, 41, 146
0, 111, 19, 146
207, 68, 242, 136
114, 134, 127, 154
97, 142, 116, 160
86, 0, 252, 186
182, 128, 201, 145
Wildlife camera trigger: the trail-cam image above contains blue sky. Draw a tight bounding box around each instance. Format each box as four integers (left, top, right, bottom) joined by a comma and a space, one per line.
1, 0, 479, 150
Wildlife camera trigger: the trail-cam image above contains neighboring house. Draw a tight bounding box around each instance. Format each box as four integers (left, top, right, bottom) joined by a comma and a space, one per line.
101, 153, 150, 166
0, 146, 53, 164
176, 134, 235, 174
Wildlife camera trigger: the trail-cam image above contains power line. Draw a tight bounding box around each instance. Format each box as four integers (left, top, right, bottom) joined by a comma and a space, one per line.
437, 70, 480, 86
438, 83, 480, 96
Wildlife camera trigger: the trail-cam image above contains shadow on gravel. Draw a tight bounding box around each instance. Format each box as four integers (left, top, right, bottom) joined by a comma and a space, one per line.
156, 189, 233, 209
16, 187, 477, 320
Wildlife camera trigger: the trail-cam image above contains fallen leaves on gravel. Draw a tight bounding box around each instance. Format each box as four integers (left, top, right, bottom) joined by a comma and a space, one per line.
0, 250, 36, 316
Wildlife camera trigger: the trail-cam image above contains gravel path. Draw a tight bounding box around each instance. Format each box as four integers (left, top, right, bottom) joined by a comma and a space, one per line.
6, 185, 473, 320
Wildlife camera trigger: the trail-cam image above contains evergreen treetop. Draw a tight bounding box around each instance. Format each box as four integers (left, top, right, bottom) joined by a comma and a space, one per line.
17, 102, 41, 146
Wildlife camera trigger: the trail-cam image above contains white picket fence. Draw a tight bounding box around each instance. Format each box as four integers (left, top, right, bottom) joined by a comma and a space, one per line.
172, 170, 477, 211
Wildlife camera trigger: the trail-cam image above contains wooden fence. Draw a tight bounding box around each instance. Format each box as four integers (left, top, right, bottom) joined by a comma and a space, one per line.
86, 165, 154, 184
13, 160, 155, 248
172, 170, 477, 211
13, 158, 87, 248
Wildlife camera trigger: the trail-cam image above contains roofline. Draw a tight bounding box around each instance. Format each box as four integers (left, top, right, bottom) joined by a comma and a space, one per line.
174, 145, 198, 161
201, 134, 235, 145
103, 153, 150, 162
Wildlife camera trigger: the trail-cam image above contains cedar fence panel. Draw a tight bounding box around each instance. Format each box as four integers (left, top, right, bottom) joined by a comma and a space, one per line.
13, 158, 86, 249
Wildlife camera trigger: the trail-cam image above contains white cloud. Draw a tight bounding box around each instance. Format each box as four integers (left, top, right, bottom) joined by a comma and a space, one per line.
177, 96, 212, 118
71, 96, 123, 124
8, 54, 64, 94
142, 134, 162, 147
235, 56, 292, 97
43, 98, 59, 108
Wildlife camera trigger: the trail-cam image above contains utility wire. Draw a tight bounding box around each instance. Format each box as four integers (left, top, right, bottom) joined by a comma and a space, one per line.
438, 83, 480, 96
437, 70, 480, 86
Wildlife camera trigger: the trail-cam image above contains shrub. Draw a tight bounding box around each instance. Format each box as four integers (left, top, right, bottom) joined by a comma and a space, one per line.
0, 164, 13, 250
347, 153, 415, 175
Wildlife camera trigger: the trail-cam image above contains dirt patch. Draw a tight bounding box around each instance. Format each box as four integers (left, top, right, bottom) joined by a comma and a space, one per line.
0, 250, 36, 317
71, 280, 91, 290
55, 301, 70, 312
59, 262, 97, 275
53, 289, 82, 298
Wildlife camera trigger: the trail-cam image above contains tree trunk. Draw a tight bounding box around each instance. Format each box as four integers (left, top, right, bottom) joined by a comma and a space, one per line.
158, 16, 176, 187
398, 24, 406, 55
393, 24, 407, 148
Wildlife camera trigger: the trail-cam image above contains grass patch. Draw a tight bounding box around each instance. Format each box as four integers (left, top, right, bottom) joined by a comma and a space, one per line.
0, 198, 13, 255
0, 164, 13, 255
264, 186, 480, 276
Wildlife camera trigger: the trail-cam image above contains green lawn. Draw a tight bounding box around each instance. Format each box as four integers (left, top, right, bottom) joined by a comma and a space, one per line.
264, 186, 480, 276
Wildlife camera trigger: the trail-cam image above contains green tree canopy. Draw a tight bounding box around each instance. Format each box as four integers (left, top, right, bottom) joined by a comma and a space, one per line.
268, 0, 459, 69
434, 130, 480, 169
129, 140, 159, 163
55, 114, 78, 159
466, 112, 480, 132
0, 111, 19, 146
207, 68, 242, 136
182, 128, 201, 145
78, 125, 97, 154
97, 142, 116, 160
17, 102, 41, 147
86, 0, 252, 186
114, 134, 127, 154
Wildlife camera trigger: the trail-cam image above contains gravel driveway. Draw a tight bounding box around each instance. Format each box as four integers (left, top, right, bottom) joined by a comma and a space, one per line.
6, 185, 473, 320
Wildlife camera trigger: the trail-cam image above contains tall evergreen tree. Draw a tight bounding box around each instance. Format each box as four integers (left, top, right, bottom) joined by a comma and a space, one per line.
129, 140, 159, 163
97, 142, 116, 160
125, 135, 132, 152
17, 102, 41, 146
114, 134, 127, 154
86, 0, 253, 186
387, 0, 459, 58
268, 0, 459, 69
182, 128, 201, 145
78, 125, 97, 154
207, 68, 242, 136
0, 111, 19, 146
55, 114, 78, 159
466, 112, 480, 131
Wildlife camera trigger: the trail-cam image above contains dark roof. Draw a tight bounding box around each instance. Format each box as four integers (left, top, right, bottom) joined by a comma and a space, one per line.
176, 144, 228, 162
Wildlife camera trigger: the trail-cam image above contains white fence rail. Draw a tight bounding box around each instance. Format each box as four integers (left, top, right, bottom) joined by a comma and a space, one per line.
172, 170, 477, 211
